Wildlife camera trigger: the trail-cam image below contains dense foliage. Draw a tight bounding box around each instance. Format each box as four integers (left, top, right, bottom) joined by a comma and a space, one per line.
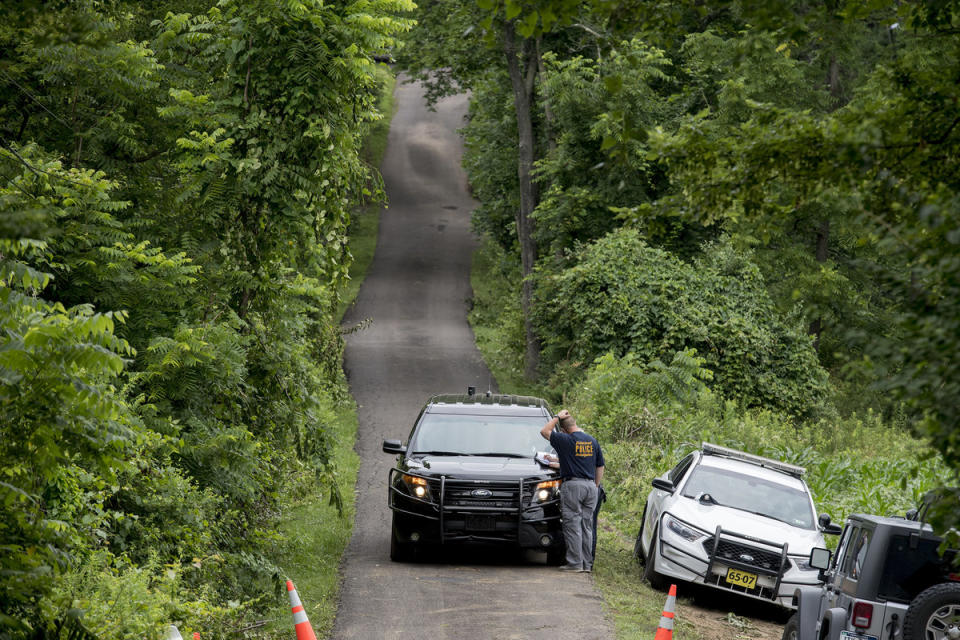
0, 0, 411, 637
535, 230, 829, 417
405, 0, 959, 543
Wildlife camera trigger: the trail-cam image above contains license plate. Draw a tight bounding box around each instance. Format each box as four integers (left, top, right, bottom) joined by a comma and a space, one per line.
840, 632, 878, 640
466, 515, 497, 531
725, 568, 758, 589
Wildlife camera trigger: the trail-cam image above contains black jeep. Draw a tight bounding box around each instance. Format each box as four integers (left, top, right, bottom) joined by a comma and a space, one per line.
381, 390, 565, 562
785, 512, 960, 640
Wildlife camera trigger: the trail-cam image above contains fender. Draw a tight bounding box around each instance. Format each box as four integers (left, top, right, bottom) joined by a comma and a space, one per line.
792, 586, 823, 640
819, 608, 847, 640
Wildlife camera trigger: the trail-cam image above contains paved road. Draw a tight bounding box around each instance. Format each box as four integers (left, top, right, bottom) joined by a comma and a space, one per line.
334, 79, 613, 640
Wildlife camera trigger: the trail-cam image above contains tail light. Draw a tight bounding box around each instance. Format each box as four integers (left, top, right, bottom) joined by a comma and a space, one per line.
852, 602, 873, 628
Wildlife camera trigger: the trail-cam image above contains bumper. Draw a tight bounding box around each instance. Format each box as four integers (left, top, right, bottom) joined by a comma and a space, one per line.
388, 469, 564, 552
653, 512, 822, 608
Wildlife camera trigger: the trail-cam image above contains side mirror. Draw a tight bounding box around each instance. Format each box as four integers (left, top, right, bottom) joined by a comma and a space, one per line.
382, 439, 406, 455
818, 513, 843, 535
905, 508, 919, 521
651, 478, 676, 494
809, 547, 832, 571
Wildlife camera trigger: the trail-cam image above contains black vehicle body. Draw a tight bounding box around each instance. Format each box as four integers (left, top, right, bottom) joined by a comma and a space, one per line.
786, 513, 960, 640
382, 392, 565, 562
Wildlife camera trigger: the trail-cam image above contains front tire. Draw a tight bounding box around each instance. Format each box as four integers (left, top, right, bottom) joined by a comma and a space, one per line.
904, 583, 960, 640
644, 528, 668, 590
546, 543, 567, 566
389, 514, 416, 562
634, 503, 648, 564
781, 614, 799, 640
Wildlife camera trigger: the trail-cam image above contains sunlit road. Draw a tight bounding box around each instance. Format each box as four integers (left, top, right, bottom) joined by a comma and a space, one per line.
334, 78, 612, 640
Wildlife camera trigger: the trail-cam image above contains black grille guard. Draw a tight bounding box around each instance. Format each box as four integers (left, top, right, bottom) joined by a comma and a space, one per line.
654, 511, 814, 601
387, 468, 562, 543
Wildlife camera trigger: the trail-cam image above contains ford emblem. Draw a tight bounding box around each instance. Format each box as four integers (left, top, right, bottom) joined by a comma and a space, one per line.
471, 489, 493, 498
739, 554, 755, 563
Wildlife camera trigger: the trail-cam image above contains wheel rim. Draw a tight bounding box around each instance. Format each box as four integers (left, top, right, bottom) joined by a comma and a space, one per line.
925, 603, 960, 640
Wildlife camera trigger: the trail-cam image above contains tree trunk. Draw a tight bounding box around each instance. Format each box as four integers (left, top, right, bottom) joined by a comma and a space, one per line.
810, 54, 843, 350
503, 20, 541, 379
809, 219, 830, 350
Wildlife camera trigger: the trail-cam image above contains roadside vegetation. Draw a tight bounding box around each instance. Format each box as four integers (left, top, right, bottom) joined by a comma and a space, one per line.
0, 2, 409, 638
263, 65, 396, 639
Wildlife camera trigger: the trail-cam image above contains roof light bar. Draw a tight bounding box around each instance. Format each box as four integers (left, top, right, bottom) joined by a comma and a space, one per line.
701, 442, 806, 477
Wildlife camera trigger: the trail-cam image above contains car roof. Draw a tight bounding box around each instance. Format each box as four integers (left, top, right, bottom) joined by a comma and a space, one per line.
423, 393, 551, 417
847, 513, 935, 533
695, 454, 809, 492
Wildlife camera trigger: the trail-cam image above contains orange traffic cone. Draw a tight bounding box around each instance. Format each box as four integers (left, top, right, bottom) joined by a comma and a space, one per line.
192, 634, 200, 640
653, 583, 677, 640
287, 580, 318, 640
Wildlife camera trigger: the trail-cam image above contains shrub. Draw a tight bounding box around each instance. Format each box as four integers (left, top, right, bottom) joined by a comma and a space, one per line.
535, 229, 829, 417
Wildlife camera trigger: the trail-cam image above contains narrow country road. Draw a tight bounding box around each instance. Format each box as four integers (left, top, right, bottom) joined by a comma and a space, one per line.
334, 79, 613, 639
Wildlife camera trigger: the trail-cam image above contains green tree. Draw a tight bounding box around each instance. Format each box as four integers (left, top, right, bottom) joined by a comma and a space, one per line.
0, 0, 413, 633
534, 229, 829, 416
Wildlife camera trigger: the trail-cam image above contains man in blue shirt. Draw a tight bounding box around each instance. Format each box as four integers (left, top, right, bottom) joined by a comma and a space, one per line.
540, 409, 605, 572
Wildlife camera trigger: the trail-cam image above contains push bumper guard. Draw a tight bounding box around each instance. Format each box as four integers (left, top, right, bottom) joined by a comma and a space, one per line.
387, 468, 562, 545
655, 512, 803, 601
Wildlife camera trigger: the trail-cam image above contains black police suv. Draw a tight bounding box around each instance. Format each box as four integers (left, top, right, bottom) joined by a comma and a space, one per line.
382, 391, 565, 562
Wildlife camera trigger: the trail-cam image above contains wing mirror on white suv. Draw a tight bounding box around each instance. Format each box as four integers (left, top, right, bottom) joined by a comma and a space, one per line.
651, 478, 676, 494
818, 513, 843, 535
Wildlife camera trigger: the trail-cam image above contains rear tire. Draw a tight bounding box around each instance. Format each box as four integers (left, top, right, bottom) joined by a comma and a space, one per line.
903, 582, 960, 640
781, 614, 799, 640
644, 528, 669, 590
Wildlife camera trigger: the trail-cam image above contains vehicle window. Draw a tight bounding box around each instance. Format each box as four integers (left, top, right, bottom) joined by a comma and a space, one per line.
680, 465, 814, 529
877, 535, 944, 603
833, 526, 853, 572
408, 414, 555, 457
841, 529, 871, 580
668, 454, 695, 484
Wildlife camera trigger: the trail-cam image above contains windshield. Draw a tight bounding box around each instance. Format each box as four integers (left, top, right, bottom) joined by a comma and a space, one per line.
681, 465, 815, 529
409, 413, 554, 457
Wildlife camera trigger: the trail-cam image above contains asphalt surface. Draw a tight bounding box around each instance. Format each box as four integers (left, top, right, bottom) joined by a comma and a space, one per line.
334, 79, 613, 640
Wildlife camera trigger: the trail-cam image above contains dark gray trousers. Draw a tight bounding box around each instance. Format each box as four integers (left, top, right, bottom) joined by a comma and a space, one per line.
560, 479, 598, 569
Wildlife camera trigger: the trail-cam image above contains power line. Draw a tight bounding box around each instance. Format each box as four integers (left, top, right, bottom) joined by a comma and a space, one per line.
0, 68, 75, 132
0, 141, 104, 191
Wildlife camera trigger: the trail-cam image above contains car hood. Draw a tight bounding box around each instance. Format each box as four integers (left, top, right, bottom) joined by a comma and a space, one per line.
403, 455, 557, 481
666, 496, 825, 556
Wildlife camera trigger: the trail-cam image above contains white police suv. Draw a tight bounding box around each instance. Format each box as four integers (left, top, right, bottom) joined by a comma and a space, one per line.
634, 443, 842, 607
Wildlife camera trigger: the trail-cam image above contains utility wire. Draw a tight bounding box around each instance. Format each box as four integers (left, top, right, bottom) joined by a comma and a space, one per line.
0, 68, 75, 133
0, 169, 40, 200
0, 140, 103, 191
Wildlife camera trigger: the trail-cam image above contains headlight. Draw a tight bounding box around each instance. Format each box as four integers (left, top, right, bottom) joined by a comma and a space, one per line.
664, 514, 707, 542
533, 479, 561, 503
401, 473, 432, 501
